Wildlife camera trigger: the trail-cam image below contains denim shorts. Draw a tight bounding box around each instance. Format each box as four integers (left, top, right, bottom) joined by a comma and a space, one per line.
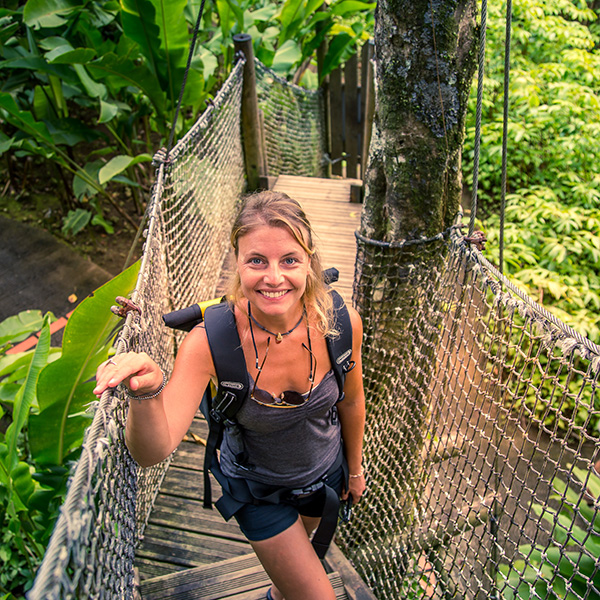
232, 464, 345, 542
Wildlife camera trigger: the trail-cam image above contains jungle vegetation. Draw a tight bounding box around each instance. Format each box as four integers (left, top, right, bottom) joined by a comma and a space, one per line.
0, 0, 599, 596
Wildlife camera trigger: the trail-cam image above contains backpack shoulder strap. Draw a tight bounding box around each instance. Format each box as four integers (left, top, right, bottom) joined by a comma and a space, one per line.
202, 302, 249, 508
203, 302, 249, 421
326, 289, 354, 397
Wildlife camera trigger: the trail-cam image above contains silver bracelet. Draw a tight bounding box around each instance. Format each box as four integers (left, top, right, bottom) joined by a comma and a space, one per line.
125, 373, 166, 400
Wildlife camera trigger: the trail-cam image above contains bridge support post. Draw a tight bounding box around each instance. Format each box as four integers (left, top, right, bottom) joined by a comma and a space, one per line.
233, 34, 266, 191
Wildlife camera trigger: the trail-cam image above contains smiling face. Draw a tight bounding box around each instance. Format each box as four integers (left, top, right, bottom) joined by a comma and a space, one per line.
236, 224, 311, 322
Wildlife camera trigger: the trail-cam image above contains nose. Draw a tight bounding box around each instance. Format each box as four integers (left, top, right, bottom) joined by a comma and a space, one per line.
264, 262, 284, 286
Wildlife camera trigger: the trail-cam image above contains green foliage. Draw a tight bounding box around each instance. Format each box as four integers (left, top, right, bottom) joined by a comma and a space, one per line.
206, 0, 374, 81
497, 465, 600, 599
0, 313, 61, 595
0, 0, 206, 235
0, 261, 140, 596
464, 0, 600, 344
30, 261, 141, 466
0, 0, 373, 237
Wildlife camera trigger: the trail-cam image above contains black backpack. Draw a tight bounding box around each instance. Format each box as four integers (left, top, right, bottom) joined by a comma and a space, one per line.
162, 279, 354, 510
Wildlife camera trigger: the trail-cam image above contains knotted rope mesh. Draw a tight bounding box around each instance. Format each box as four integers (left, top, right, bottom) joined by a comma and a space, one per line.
27, 59, 246, 600
29, 52, 600, 600
255, 60, 326, 178
336, 230, 600, 599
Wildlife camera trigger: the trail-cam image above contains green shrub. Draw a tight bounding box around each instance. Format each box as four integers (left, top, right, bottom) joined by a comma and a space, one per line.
497, 465, 600, 599
0, 262, 139, 596
463, 0, 600, 344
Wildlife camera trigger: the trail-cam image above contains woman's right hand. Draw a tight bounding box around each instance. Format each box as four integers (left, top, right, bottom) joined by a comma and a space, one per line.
93, 351, 164, 398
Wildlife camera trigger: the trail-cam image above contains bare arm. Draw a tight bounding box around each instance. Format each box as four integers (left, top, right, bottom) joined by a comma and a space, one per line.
336, 306, 366, 503
93, 326, 214, 467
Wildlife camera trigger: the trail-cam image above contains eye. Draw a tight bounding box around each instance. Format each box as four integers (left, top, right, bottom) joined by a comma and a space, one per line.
248, 257, 264, 265
283, 256, 299, 265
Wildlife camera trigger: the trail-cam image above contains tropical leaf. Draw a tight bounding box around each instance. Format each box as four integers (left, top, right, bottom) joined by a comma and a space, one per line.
320, 32, 354, 79
119, 0, 161, 77
29, 261, 141, 466
23, 0, 81, 29
149, 0, 191, 104
91, 213, 115, 235
331, 0, 376, 16
271, 39, 302, 74
4, 316, 51, 473
72, 160, 103, 200
98, 153, 152, 185
277, 0, 305, 44
0, 310, 47, 347
216, 0, 242, 36
0, 92, 54, 145
87, 53, 167, 118
61, 208, 92, 236
47, 47, 97, 64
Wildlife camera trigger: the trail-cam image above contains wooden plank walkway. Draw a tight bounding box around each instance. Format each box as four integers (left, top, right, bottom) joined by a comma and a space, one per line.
135, 176, 372, 599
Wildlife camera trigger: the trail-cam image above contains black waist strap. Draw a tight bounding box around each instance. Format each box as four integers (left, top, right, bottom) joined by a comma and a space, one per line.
212, 447, 347, 559
311, 484, 340, 558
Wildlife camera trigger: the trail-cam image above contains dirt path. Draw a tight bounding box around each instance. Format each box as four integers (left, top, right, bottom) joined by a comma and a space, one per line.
0, 215, 113, 322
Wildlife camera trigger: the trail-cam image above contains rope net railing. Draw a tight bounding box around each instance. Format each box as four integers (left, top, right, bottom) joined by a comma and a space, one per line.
336, 230, 600, 599
255, 59, 326, 178
27, 58, 247, 600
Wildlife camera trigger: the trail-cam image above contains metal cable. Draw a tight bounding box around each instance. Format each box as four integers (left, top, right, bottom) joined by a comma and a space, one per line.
469, 0, 488, 236
499, 0, 513, 277
166, 0, 208, 157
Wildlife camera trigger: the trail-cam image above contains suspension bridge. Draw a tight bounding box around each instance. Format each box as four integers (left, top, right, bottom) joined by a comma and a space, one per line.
27, 32, 600, 600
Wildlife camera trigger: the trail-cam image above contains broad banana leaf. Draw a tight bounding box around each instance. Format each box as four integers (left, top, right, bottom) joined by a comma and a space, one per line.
29, 260, 140, 466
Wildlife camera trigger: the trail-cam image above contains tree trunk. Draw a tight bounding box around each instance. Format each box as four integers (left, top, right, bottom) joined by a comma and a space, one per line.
344, 1, 480, 577
362, 0, 478, 241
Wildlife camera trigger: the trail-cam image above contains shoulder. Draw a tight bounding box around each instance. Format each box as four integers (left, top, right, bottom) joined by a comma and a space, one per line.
347, 305, 363, 344
347, 305, 362, 330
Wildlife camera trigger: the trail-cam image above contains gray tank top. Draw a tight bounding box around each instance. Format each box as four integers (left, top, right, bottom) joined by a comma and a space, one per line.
219, 369, 342, 487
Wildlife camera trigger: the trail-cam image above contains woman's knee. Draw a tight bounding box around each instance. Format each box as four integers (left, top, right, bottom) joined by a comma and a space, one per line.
250, 519, 335, 600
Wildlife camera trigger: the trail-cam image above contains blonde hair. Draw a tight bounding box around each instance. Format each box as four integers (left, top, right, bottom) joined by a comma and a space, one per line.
228, 190, 336, 336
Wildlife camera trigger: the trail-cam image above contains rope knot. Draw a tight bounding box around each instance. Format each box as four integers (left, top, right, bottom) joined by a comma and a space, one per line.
464, 230, 487, 251
111, 296, 142, 318
152, 147, 172, 167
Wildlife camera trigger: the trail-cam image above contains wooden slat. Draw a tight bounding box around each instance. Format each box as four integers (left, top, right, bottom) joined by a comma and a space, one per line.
148, 495, 248, 542
141, 552, 347, 600
136, 557, 188, 580
135, 417, 252, 583
324, 544, 377, 600
138, 523, 248, 562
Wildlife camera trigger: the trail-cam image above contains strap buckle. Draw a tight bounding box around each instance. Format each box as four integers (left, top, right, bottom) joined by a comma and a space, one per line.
290, 480, 324, 498
210, 391, 237, 422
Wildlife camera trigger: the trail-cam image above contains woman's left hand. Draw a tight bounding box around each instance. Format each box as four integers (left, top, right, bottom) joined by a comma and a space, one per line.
343, 472, 366, 504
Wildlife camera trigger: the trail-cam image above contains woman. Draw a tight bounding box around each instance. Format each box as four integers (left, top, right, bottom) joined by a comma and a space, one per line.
94, 191, 366, 600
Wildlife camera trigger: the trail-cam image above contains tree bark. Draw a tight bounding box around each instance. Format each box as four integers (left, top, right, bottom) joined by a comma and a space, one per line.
344, 0, 480, 568
362, 0, 478, 242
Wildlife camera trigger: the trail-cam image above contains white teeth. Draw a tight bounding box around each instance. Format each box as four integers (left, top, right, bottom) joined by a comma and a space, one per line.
261, 290, 287, 298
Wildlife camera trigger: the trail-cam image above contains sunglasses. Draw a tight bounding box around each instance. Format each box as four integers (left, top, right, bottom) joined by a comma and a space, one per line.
251, 337, 317, 408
